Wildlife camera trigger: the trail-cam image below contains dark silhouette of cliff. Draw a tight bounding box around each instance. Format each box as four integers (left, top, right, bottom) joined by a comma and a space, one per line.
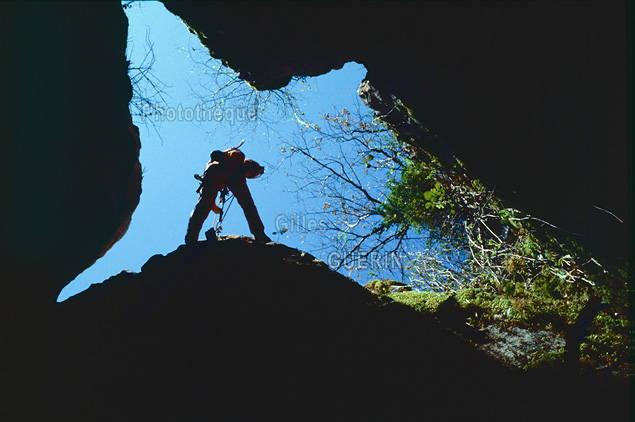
0, 2, 141, 307
2, 237, 628, 420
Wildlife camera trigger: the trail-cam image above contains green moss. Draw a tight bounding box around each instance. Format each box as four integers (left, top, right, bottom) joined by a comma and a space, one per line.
453, 288, 515, 321
383, 272, 629, 376
525, 348, 566, 372
579, 313, 630, 374
366, 278, 409, 295
387, 291, 448, 314
388, 288, 518, 324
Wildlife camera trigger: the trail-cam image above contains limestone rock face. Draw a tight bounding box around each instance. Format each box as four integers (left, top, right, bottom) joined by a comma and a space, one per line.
3, 237, 627, 420
163, 1, 628, 260
0, 2, 141, 304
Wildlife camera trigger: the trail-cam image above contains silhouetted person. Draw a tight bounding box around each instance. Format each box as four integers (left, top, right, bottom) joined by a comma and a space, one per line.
185, 147, 271, 244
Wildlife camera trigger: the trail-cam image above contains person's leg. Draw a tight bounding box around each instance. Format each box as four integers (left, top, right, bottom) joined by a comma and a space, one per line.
228, 180, 270, 242
237, 195, 270, 242
185, 193, 216, 244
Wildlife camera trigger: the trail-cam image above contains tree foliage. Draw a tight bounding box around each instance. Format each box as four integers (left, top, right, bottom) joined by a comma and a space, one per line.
284, 104, 626, 297
284, 103, 628, 375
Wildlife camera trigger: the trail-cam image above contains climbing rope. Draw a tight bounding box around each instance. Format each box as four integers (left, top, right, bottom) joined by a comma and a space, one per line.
211, 188, 235, 235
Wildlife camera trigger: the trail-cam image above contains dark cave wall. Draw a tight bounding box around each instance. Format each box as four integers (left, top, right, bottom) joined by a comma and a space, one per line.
163, 1, 628, 259
0, 1, 141, 304
364, 2, 628, 260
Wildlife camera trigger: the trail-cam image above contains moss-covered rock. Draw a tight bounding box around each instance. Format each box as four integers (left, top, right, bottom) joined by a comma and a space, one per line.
387, 291, 449, 313
380, 280, 628, 378
365, 278, 412, 295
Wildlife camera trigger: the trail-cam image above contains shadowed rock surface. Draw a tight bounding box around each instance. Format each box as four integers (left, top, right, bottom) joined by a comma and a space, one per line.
3, 237, 628, 420
0, 2, 141, 307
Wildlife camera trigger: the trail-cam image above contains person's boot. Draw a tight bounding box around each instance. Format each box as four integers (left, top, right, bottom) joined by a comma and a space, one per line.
254, 230, 271, 243
205, 228, 218, 242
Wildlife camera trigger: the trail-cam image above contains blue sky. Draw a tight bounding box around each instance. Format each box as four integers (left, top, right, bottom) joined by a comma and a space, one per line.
57, 1, 375, 301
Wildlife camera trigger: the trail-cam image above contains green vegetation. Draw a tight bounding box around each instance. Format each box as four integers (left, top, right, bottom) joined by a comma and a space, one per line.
377, 282, 628, 374
287, 105, 628, 377
368, 144, 629, 377
386, 290, 449, 313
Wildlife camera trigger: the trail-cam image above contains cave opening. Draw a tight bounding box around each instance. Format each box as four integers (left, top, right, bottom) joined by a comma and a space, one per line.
58, 1, 374, 301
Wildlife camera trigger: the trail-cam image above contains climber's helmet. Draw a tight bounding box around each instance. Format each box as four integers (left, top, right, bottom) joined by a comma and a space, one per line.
243, 159, 265, 179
